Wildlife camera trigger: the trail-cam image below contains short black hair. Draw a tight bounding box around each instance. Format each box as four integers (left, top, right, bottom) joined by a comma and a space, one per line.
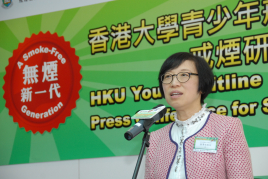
158, 52, 214, 104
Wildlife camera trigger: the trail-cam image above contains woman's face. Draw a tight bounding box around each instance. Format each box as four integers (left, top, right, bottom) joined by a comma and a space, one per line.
162, 60, 201, 111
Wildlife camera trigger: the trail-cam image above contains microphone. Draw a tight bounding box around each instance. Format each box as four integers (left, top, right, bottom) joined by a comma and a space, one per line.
124, 104, 167, 140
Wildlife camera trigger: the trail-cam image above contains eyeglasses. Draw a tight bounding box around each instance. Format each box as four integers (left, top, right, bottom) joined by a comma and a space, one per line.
161, 72, 198, 84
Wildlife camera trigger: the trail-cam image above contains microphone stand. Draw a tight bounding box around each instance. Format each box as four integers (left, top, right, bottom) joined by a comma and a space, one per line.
132, 131, 150, 179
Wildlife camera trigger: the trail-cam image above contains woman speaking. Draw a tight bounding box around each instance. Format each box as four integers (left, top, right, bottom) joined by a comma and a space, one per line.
144, 52, 253, 179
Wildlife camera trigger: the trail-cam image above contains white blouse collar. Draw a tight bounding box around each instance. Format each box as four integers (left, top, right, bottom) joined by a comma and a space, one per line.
174, 103, 208, 127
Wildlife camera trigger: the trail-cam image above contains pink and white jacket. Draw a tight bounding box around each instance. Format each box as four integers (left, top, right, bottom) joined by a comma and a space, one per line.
145, 113, 253, 179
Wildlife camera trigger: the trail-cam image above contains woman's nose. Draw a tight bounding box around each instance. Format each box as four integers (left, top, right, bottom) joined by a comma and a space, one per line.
170, 75, 181, 86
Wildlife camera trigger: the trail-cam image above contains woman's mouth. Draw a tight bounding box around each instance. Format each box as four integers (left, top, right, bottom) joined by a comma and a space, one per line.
170, 91, 183, 97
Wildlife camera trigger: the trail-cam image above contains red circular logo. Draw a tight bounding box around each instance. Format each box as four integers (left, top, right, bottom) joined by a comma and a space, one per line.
3, 32, 82, 134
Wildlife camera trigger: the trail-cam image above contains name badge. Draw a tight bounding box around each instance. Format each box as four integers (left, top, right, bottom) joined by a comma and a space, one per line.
193, 137, 218, 153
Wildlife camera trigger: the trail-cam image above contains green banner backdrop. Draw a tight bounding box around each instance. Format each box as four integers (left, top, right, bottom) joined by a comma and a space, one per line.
0, 0, 268, 165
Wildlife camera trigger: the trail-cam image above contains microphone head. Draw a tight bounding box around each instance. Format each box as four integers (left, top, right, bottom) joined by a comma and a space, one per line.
124, 121, 145, 140
124, 104, 167, 140
124, 131, 133, 140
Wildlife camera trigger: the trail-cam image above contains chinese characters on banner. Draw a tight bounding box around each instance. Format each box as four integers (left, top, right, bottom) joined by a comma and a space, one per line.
88, 0, 268, 70
3, 32, 82, 134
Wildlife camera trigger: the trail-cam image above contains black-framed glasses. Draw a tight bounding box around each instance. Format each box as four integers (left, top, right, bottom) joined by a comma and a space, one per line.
161, 72, 198, 84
